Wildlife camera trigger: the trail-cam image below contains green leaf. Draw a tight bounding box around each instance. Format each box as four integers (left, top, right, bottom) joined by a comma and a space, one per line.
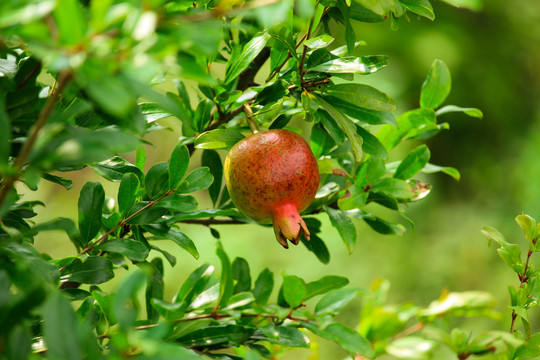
96, 238, 149, 262
90, 156, 144, 182
324, 206, 357, 253
145, 162, 169, 199
176, 167, 214, 194
372, 177, 414, 199
310, 55, 389, 75
195, 129, 246, 150
387, 336, 435, 359
32, 127, 140, 170
0, 0, 55, 27
282, 275, 306, 309
378, 108, 438, 150
165, 229, 199, 259
202, 150, 223, 206
318, 98, 363, 162
301, 228, 330, 264
305, 276, 349, 300
136, 146, 146, 171
302, 91, 320, 114
82, 73, 135, 118
113, 269, 146, 330
61, 256, 114, 284
420, 59, 451, 109
173, 263, 214, 303
269, 25, 298, 61
257, 324, 310, 347
516, 214, 537, 247
193, 99, 214, 133
232, 257, 251, 294
224, 292, 255, 309
169, 144, 190, 190
216, 243, 234, 307
440, 0, 482, 11
400, 0, 435, 20
145, 258, 164, 323
140, 102, 173, 123
78, 182, 104, 243
41, 173, 73, 190
364, 215, 406, 235
422, 163, 461, 180
156, 194, 198, 213
356, 124, 388, 159
171, 209, 243, 221
355, 0, 399, 16
419, 291, 497, 319
315, 288, 363, 315
252, 268, 274, 305
326, 83, 396, 112
482, 226, 522, 273
43, 291, 82, 360
118, 173, 139, 216
436, 105, 483, 118
324, 323, 373, 357
394, 145, 431, 180
225, 32, 271, 84
303, 35, 335, 49
310, 122, 335, 158
126, 202, 169, 225
176, 325, 254, 347
53, 0, 87, 45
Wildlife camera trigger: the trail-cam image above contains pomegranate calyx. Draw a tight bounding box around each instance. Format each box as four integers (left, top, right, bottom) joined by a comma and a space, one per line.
272, 203, 310, 249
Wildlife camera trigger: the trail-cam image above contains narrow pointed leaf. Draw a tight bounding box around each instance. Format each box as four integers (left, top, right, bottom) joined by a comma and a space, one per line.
324, 205, 356, 253
318, 98, 363, 162
225, 32, 271, 84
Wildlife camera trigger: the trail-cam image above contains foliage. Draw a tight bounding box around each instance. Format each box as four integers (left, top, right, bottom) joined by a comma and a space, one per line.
0, 0, 534, 359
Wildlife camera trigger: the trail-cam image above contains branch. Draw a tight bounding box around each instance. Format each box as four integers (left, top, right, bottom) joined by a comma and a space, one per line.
0, 69, 72, 208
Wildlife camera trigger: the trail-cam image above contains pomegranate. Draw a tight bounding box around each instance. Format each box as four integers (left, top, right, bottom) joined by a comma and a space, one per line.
224, 129, 319, 248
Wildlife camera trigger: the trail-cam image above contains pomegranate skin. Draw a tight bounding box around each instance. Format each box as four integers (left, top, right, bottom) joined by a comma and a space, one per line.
224, 129, 319, 248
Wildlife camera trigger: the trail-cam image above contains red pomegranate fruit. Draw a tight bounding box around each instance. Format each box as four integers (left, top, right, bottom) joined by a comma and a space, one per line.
224, 129, 319, 248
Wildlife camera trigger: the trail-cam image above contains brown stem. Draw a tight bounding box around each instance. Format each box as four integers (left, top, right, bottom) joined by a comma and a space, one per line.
0, 69, 72, 208
243, 103, 259, 134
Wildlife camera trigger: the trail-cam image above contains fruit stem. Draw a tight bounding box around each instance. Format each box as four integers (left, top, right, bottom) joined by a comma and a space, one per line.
243, 103, 259, 134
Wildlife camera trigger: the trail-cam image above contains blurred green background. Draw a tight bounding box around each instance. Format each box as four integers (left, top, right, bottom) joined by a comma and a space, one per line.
24, 0, 540, 358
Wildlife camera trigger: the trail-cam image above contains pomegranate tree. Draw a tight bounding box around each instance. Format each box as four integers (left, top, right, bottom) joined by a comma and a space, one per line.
224, 129, 319, 248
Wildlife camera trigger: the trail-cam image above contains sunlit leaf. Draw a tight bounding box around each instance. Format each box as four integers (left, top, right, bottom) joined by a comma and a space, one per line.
310, 56, 389, 75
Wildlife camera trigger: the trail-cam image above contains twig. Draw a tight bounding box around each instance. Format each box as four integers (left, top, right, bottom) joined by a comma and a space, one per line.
0, 69, 72, 208
391, 322, 424, 341
179, 218, 247, 226
298, 2, 319, 87
243, 103, 259, 134
510, 237, 537, 333
79, 191, 174, 255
